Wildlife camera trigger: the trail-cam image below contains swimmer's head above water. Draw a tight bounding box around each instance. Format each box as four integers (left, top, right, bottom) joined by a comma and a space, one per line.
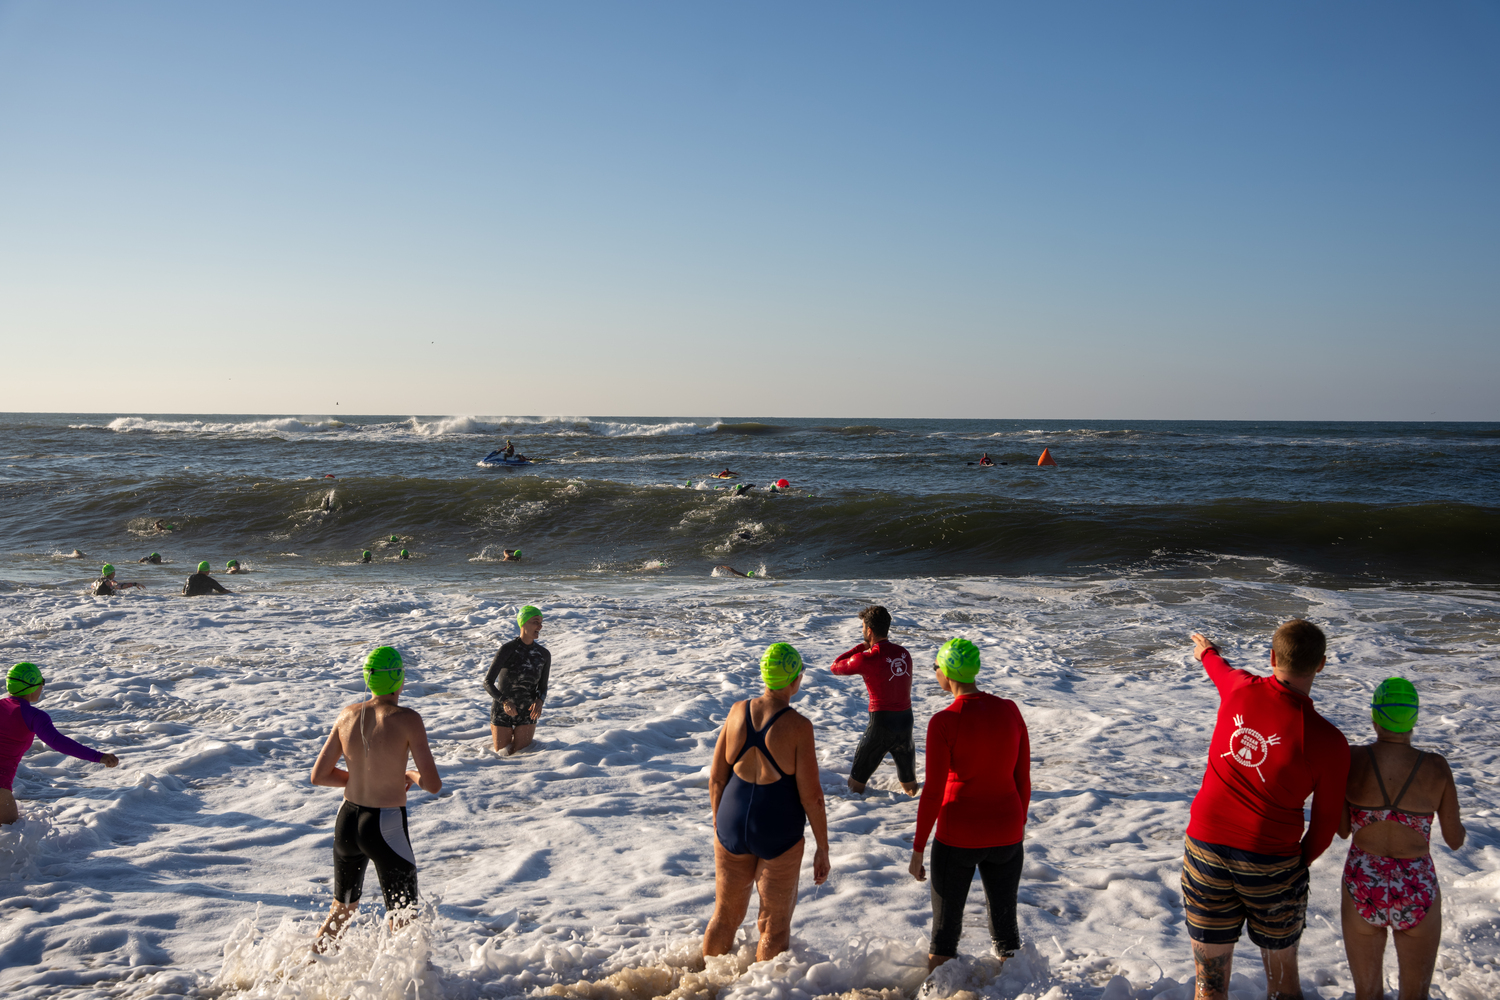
101, 563, 116, 579
196, 561, 210, 574
361, 550, 372, 563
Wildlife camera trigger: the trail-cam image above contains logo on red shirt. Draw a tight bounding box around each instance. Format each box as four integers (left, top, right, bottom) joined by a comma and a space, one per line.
1220, 714, 1282, 783
886, 654, 910, 681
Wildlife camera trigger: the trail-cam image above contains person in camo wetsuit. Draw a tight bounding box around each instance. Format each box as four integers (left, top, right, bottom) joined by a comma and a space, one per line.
485, 605, 551, 755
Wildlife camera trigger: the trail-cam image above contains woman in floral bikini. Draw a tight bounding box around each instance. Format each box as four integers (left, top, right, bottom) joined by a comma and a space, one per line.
1338, 677, 1466, 1000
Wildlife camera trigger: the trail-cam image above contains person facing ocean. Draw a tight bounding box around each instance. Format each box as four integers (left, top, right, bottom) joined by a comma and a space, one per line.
705, 643, 830, 961
1338, 677, 1465, 1000
829, 605, 918, 796
182, 561, 231, 596
91, 563, 144, 596
1181, 623, 1351, 1000
2, 663, 120, 825
485, 606, 550, 755
909, 639, 1030, 972
309, 647, 442, 948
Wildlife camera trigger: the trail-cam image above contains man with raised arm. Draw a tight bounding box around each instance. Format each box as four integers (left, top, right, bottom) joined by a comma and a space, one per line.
1181, 622, 1351, 1000
310, 646, 442, 949
829, 605, 917, 795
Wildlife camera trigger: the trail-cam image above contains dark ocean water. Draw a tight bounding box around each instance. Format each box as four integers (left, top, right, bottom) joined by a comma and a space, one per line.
2, 413, 1497, 587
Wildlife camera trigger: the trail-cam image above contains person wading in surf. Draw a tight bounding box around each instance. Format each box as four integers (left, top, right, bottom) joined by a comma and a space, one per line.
1180, 623, 1350, 1000
829, 605, 918, 796
310, 647, 442, 949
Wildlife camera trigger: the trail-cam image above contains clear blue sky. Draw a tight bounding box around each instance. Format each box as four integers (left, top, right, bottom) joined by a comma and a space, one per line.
2, 2, 1496, 419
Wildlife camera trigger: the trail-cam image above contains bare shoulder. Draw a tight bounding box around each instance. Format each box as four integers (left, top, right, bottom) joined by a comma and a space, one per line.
783, 707, 814, 735
1423, 750, 1454, 777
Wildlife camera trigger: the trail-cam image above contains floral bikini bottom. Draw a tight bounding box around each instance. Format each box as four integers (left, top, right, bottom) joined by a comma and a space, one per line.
1342, 845, 1436, 931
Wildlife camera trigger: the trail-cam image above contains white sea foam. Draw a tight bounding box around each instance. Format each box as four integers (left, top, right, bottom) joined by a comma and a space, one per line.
73, 415, 727, 442
0, 576, 1497, 998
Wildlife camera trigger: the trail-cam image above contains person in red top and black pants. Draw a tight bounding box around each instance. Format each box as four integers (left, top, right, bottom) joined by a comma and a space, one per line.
829, 605, 918, 795
1182, 622, 1351, 1000
908, 638, 1030, 972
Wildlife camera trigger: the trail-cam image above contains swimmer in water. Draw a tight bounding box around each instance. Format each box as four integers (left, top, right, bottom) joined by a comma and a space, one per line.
182, 562, 231, 597
2, 663, 120, 825
485, 606, 550, 755
399, 549, 411, 561
225, 559, 245, 574
322, 493, 333, 512
715, 565, 757, 578
361, 550, 373, 564
139, 552, 162, 564
91, 564, 144, 596
501, 549, 523, 561
978, 453, 995, 466
310, 647, 442, 948
68, 549, 86, 559
152, 519, 176, 532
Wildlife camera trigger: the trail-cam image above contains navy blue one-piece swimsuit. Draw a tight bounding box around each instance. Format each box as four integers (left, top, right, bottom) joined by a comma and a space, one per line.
715, 703, 806, 860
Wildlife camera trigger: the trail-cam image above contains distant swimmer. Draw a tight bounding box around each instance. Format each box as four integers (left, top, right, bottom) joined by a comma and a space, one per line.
91, 564, 145, 596
68, 549, 86, 559
322, 493, 333, 512
399, 549, 411, 561
182, 562, 231, 596
978, 453, 995, 466
310, 647, 442, 947
501, 549, 523, 561
361, 550, 373, 564
713, 468, 739, 479
139, 552, 162, 564
152, 520, 177, 532
389, 535, 400, 545
225, 559, 245, 574
704, 644, 830, 961
715, 565, 757, 578
729, 483, 754, 496
485, 606, 550, 755
2, 663, 120, 825
830, 605, 918, 796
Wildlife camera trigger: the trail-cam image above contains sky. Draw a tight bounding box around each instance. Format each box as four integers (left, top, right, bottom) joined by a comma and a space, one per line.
1, 2, 1497, 420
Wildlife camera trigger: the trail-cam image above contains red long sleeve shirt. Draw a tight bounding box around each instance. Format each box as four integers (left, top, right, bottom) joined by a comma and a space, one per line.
829, 640, 913, 712
914, 693, 1030, 851
1186, 650, 1350, 865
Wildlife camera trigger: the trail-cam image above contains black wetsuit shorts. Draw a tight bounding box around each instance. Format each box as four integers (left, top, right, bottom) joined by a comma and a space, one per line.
332, 801, 419, 912
850, 710, 916, 784
490, 700, 535, 729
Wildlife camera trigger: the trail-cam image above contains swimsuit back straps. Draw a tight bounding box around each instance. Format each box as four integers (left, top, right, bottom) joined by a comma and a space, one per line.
1368, 746, 1428, 811
730, 702, 795, 778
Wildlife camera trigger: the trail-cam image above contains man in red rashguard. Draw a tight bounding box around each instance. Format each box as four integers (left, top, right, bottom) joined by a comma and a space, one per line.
1182, 621, 1351, 1000
828, 605, 918, 795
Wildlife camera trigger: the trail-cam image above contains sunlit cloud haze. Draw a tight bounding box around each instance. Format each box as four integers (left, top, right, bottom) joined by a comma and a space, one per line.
1, 2, 1496, 419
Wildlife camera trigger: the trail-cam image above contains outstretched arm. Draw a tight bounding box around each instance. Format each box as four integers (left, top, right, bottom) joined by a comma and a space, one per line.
18, 702, 105, 765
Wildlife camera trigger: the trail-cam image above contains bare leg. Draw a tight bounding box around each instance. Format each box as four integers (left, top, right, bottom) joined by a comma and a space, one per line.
508, 724, 537, 755
0, 788, 18, 825
1191, 941, 1235, 1000
1260, 945, 1302, 1000
1392, 888, 1441, 1000
847, 777, 866, 794
1342, 882, 1389, 1000
928, 953, 952, 972
314, 901, 359, 951
753, 839, 804, 961
705, 841, 758, 956
491, 725, 513, 753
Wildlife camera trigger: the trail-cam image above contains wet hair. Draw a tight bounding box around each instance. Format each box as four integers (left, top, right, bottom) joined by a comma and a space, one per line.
1272, 619, 1326, 676
858, 605, 892, 638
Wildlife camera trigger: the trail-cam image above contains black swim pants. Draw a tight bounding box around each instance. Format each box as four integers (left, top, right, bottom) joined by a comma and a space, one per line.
850, 710, 916, 784
1181, 835, 1308, 949
333, 801, 419, 912
929, 839, 1024, 958
490, 699, 536, 729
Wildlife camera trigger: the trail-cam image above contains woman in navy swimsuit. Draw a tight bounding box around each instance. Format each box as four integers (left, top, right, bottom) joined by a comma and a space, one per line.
704, 643, 831, 961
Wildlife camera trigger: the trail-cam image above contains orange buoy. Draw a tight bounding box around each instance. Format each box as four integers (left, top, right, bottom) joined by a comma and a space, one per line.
1037, 448, 1057, 467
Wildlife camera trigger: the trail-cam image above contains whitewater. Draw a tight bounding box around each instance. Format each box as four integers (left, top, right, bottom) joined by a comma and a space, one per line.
2, 571, 1497, 1000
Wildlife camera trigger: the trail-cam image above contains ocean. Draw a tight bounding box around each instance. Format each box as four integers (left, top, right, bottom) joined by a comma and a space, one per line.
0, 413, 1497, 1000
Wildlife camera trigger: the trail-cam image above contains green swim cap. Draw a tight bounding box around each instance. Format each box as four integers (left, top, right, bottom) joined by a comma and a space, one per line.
517, 605, 542, 629
513, 549, 522, 558
1372, 677, 1419, 733
400, 549, 410, 558
364, 646, 404, 696
390, 535, 400, 543
936, 638, 981, 683
150, 553, 159, 560
197, 561, 210, 573
101, 563, 115, 577
362, 550, 371, 559
760, 643, 803, 690
226, 560, 238, 569
7, 662, 45, 697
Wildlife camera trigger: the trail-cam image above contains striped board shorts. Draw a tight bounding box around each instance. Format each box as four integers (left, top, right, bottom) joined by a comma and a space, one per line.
1181, 835, 1308, 949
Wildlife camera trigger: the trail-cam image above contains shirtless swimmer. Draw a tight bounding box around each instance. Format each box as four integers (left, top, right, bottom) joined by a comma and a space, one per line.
310, 647, 442, 948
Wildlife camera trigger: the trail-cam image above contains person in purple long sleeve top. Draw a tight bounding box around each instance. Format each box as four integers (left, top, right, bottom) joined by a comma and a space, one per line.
1, 662, 119, 825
